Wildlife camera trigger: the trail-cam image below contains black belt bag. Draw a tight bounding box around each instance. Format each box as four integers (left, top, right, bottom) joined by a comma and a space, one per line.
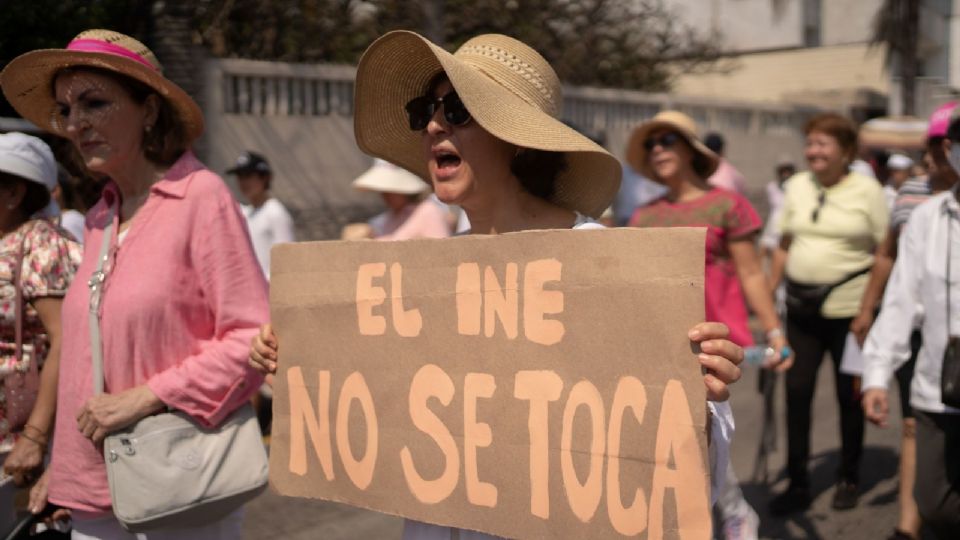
942, 337, 960, 408
785, 266, 871, 319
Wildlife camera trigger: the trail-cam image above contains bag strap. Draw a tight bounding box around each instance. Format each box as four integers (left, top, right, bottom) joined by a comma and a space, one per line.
13, 225, 28, 367
833, 265, 872, 290
89, 206, 116, 396
948, 206, 953, 336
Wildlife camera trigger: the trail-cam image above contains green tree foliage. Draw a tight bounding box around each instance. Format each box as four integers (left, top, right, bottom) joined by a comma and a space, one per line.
192, 0, 426, 63
440, 0, 720, 90
0, 0, 720, 118
193, 0, 719, 91
0, 0, 153, 117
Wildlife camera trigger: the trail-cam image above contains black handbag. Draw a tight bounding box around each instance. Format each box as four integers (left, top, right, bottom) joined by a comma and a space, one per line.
941, 218, 960, 408
1, 505, 70, 540
785, 266, 872, 319
943, 338, 960, 408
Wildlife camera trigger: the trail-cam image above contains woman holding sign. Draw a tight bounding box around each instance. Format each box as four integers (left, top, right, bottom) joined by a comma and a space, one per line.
250, 31, 744, 538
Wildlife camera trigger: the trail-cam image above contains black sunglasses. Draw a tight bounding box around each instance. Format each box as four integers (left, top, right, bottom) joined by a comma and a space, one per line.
404, 91, 472, 131
811, 190, 826, 222
643, 132, 681, 151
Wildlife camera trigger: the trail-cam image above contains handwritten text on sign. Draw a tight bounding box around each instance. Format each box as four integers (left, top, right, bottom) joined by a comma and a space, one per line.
269, 228, 710, 539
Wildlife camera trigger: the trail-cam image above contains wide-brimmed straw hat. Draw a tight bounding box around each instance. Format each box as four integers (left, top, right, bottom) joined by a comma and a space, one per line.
353, 159, 430, 195
354, 30, 621, 218
1, 29, 203, 143
626, 110, 719, 180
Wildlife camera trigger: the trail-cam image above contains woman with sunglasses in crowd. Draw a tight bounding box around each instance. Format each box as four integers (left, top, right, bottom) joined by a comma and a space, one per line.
251, 30, 745, 539
626, 111, 790, 540
767, 112, 889, 515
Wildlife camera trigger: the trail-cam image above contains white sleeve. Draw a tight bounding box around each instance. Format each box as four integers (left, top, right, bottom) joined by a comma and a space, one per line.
572, 220, 605, 230
862, 210, 925, 390
272, 202, 296, 244
708, 400, 734, 505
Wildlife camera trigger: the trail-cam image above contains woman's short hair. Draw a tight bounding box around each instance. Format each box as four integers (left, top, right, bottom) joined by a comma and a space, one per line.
0, 171, 51, 217
55, 67, 188, 167
804, 113, 859, 161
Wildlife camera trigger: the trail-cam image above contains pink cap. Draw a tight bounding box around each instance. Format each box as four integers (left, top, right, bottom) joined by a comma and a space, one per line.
927, 101, 959, 139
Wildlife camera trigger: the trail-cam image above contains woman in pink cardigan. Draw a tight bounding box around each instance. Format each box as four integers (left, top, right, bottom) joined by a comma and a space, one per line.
1, 30, 268, 538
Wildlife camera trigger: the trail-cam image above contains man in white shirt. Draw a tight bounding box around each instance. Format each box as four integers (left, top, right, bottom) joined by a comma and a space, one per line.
227, 151, 296, 280
862, 114, 960, 539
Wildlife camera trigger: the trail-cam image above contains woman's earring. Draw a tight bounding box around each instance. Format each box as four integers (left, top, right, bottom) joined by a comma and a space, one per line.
145, 125, 152, 134
6, 203, 15, 210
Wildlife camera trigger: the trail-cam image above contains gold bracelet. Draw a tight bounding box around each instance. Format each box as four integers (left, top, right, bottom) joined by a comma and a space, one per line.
19, 431, 46, 449
22, 424, 46, 438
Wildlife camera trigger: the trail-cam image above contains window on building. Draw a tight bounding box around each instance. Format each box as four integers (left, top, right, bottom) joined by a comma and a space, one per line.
804, 0, 822, 47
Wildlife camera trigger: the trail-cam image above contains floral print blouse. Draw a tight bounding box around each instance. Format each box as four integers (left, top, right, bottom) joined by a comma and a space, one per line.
0, 219, 81, 452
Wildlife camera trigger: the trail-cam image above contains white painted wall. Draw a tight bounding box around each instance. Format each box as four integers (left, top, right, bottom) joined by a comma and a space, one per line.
663, 0, 885, 51
663, 0, 803, 51
820, 0, 884, 45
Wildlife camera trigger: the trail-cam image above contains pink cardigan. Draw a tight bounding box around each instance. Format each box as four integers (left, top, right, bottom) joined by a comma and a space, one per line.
48, 153, 268, 513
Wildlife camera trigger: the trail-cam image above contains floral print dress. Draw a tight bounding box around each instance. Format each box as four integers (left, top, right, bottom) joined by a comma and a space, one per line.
0, 220, 81, 452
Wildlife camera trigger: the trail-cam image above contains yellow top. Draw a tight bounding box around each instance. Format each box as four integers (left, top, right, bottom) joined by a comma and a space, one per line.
780, 171, 889, 318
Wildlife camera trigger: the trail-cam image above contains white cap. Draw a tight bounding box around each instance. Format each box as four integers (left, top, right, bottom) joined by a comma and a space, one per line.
0, 132, 57, 190
352, 159, 429, 195
887, 153, 914, 171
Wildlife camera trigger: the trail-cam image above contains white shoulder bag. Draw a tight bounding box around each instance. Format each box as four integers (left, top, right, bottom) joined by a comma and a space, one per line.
89, 204, 269, 532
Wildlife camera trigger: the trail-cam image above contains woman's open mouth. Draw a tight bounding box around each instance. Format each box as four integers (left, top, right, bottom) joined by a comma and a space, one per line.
431, 147, 462, 179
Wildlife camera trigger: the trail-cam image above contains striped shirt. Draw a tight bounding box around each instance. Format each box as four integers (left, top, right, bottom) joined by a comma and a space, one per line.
891, 177, 933, 232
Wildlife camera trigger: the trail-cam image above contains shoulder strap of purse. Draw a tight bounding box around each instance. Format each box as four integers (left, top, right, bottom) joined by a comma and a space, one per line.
823, 265, 873, 293
948, 207, 953, 336
89, 206, 116, 396
13, 224, 30, 368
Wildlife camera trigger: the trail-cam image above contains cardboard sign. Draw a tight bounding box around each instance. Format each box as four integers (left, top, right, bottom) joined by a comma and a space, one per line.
269, 228, 710, 539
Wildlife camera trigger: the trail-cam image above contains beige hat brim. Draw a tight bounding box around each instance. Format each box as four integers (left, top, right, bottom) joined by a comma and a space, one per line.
354, 31, 621, 219
352, 164, 430, 195
1, 49, 204, 143
626, 119, 719, 180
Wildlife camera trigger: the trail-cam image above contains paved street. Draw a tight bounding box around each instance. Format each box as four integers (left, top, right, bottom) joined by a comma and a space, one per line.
726, 365, 902, 539
243, 364, 905, 539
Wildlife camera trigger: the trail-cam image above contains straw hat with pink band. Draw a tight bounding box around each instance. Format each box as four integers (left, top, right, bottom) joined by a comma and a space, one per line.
0, 29, 203, 143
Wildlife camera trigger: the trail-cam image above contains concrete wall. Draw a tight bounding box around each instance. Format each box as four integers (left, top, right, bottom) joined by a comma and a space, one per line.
671, 43, 889, 105
201, 58, 379, 241
201, 58, 818, 239
950, 0, 960, 88
564, 85, 814, 216
821, 0, 884, 46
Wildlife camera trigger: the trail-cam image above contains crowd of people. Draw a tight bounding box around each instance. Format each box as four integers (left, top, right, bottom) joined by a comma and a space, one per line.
0, 25, 952, 540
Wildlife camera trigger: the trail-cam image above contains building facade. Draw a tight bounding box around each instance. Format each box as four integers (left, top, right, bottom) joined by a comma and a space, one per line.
663, 0, 960, 118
